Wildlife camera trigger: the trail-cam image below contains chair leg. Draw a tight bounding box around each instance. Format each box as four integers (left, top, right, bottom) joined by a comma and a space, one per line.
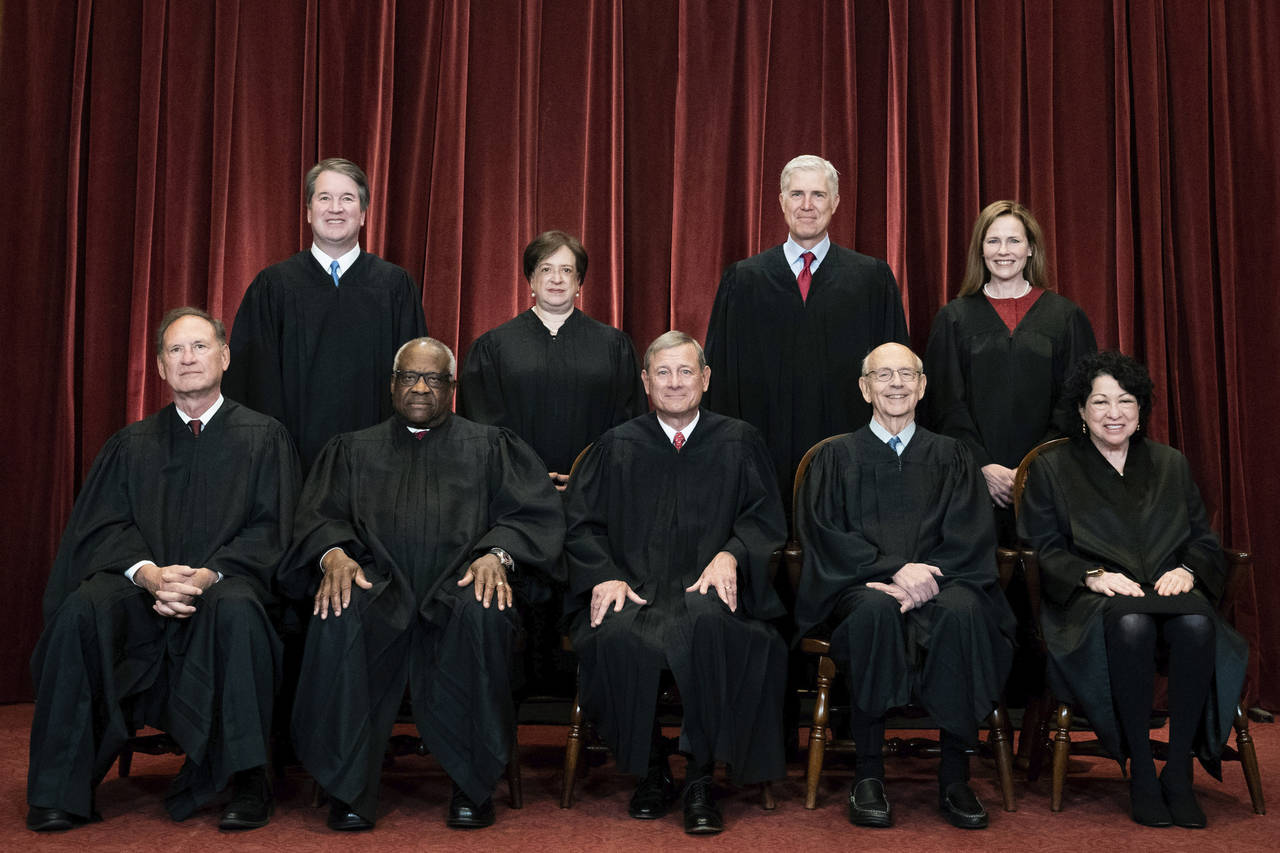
507, 725, 523, 809
760, 779, 776, 810
805, 655, 836, 809
117, 748, 133, 778
560, 687, 586, 808
1024, 687, 1054, 782
1050, 702, 1073, 812
1234, 702, 1266, 815
988, 703, 1017, 811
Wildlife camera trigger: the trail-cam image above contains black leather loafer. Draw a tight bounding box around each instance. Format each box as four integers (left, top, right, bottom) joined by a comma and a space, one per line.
682, 776, 723, 834
327, 799, 375, 831
219, 766, 274, 830
849, 778, 891, 827
629, 766, 677, 819
447, 783, 495, 829
939, 781, 988, 829
26, 806, 96, 832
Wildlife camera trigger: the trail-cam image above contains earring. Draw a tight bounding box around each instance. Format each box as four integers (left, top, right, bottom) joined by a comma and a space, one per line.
1081, 423, 1087, 436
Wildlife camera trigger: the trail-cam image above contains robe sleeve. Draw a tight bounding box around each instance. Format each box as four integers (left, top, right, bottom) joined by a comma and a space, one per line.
921, 441, 999, 584
473, 428, 566, 581
875, 259, 911, 345
223, 272, 286, 421
455, 334, 505, 425
1046, 303, 1098, 441
719, 427, 787, 620
1017, 452, 1098, 607
42, 434, 153, 621
794, 442, 904, 633
610, 331, 648, 425
278, 435, 373, 600
563, 433, 639, 598
204, 423, 301, 588
922, 305, 991, 466
1172, 453, 1226, 603
390, 268, 429, 343
703, 265, 742, 418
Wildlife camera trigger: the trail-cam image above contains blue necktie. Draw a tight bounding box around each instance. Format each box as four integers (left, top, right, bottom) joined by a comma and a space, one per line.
330, 259, 341, 287
888, 435, 903, 456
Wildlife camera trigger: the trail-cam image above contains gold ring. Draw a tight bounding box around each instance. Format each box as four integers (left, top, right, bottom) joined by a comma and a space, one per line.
496, 582, 506, 587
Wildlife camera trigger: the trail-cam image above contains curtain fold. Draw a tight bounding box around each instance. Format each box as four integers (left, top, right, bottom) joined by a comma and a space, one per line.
1, 0, 1275, 707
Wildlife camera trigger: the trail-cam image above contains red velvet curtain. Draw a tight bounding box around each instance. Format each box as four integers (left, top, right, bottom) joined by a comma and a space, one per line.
2, 0, 1276, 707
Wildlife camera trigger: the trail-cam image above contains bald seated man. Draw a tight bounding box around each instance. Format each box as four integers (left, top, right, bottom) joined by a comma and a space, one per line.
794, 343, 1016, 830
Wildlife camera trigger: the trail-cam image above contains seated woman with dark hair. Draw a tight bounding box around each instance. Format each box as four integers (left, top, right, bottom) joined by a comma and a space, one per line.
1017, 350, 1248, 828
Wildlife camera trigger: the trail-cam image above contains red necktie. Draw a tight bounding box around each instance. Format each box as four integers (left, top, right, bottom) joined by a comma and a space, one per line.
189, 419, 201, 437
673, 431, 685, 450
798, 251, 815, 302
415, 431, 426, 441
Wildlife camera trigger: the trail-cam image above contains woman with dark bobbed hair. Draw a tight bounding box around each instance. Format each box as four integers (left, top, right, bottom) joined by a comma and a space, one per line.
1017, 350, 1247, 828
924, 200, 1096, 543
458, 230, 646, 695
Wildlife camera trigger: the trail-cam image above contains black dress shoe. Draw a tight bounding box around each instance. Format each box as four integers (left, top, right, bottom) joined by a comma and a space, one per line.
327, 799, 375, 831
1161, 774, 1206, 828
629, 766, 677, 819
26, 806, 97, 832
682, 776, 723, 835
447, 783, 495, 829
939, 781, 988, 829
849, 778, 891, 827
219, 766, 274, 830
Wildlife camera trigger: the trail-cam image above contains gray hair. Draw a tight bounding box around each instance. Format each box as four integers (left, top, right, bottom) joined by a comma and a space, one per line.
155, 306, 226, 355
643, 330, 706, 372
780, 154, 839, 196
394, 337, 456, 376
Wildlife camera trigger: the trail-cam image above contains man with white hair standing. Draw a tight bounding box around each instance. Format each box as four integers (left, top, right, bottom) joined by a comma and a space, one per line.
705, 154, 908, 508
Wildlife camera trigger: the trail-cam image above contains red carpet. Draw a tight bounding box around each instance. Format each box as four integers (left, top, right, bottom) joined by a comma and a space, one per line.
3, 703, 1273, 851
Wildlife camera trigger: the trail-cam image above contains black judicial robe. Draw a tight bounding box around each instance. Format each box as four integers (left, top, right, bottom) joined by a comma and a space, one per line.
1017, 437, 1248, 768
280, 415, 565, 818
224, 250, 428, 470
29, 400, 300, 820
457, 308, 647, 475
704, 243, 908, 500
923, 290, 1096, 469
564, 410, 788, 783
795, 426, 1015, 738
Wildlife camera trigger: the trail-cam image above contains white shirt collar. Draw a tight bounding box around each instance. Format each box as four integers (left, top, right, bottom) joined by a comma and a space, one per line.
783, 234, 832, 275
656, 410, 700, 445
311, 243, 362, 278
868, 418, 916, 452
175, 394, 225, 427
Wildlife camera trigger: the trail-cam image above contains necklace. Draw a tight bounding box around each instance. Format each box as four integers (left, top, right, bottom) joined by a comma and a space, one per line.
984, 281, 1032, 299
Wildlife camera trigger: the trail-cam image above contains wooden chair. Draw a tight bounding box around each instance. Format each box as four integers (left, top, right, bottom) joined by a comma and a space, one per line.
1011, 437, 1265, 814
558, 443, 776, 811
792, 435, 1017, 811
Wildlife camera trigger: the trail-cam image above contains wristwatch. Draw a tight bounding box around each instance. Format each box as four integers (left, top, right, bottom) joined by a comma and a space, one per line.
489, 547, 515, 572
1084, 567, 1105, 582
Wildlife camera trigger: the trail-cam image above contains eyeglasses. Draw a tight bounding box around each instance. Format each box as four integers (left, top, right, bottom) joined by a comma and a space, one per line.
393, 370, 453, 389
864, 367, 922, 383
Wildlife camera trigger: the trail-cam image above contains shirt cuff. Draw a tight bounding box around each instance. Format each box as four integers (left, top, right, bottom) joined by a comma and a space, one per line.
125, 560, 154, 585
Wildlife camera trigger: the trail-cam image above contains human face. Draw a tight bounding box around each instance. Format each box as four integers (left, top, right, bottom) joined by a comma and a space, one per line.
307, 170, 366, 256
858, 343, 926, 430
1079, 374, 1139, 452
156, 315, 229, 397
779, 168, 839, 248
529, 245, 581, 313
391, 344, 455, 428
982, 214, 1032, 286
642, 343, 710, 424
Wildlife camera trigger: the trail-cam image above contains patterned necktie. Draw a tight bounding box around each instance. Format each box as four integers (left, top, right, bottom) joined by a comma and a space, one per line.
330, 259, 341, 287
673, 431, 685, 451
798, 251, 815, 302
189, 419, 202, 438
888, 435, 902, 455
